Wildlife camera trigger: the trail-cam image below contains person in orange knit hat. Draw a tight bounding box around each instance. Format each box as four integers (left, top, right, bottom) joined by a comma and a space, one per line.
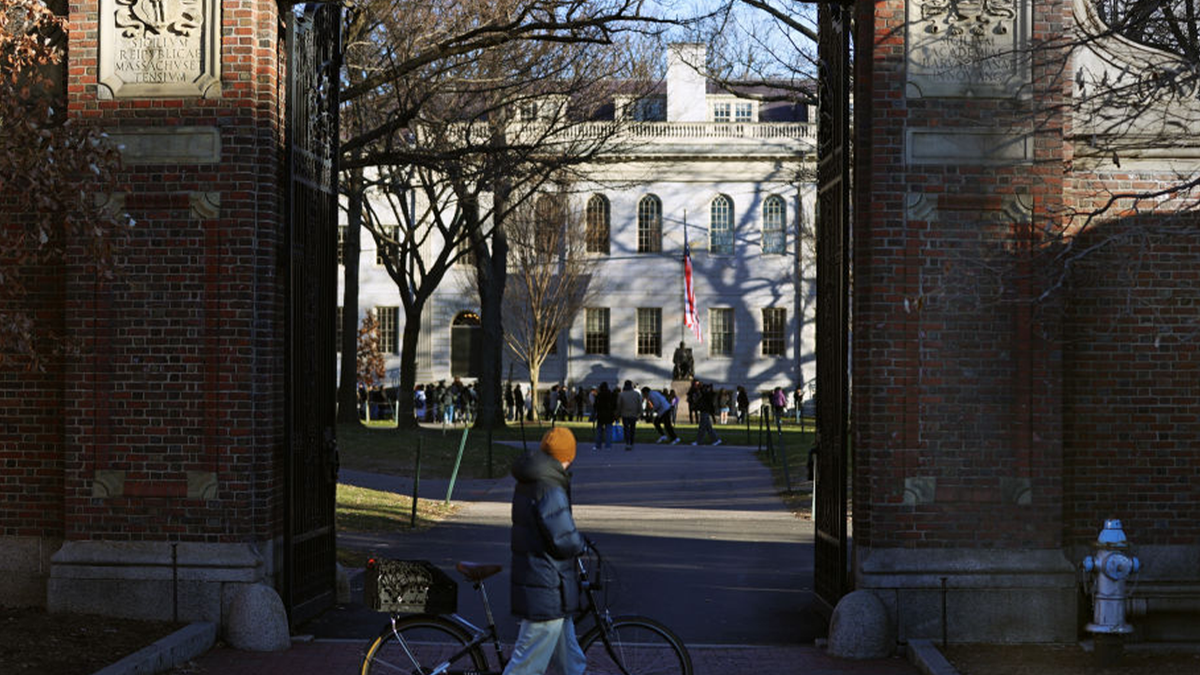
504, 427, 587, 675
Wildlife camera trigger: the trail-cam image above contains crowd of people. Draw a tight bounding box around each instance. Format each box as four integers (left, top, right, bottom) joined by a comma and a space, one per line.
411, 377, 480, 425
374, 376, 812, 443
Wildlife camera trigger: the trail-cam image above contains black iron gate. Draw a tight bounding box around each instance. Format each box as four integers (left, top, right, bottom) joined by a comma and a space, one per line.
284, 2, 342, 626
813, 2, 852, 614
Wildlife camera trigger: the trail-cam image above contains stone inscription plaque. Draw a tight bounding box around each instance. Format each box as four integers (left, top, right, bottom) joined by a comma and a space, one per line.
906, 0, 1031, 99
98, 0, 220, 99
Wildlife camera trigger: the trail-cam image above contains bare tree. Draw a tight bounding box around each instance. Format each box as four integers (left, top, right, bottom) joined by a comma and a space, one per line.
468, 191, 602, 421
340, 0, 662, 428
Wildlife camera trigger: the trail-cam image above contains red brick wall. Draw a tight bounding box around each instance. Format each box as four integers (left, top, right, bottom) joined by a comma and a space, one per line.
853, 0, 1072, 549
856, 0, 1199, 556
0, 252, 66, 539
1062, 208, 1200, 547
0, 0, 289, 543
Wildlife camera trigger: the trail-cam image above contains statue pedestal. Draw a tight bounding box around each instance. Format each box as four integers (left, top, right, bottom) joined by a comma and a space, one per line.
671, 380, 692, 421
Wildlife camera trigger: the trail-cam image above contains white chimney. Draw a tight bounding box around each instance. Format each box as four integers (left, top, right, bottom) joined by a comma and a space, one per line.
667, 43, 707, 123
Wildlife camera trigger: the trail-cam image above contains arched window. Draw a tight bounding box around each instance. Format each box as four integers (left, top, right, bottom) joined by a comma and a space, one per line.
586, 194, 610, 254
534, 194, 563, 257
710, 195, 734, 254
451, 311, 482, 377
762, 195, 786, 254
637, 195, 662, 253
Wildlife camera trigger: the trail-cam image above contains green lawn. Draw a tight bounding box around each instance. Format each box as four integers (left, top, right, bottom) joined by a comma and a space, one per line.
340, 415, 817, 478
333, 414, 819, 546
336, 483, 458, 566
751, 420, 817, 517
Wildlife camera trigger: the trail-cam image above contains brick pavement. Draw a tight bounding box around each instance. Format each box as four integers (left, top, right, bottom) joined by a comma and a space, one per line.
176, 640, 921, 675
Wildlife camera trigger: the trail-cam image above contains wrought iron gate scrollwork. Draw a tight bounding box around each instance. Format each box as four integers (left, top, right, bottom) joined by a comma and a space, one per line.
814, 1, 852, 614
284, 1, 342, 626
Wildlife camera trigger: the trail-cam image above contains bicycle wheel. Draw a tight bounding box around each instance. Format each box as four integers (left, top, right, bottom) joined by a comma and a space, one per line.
361, 614, 487, 675
579, 615, 693, 675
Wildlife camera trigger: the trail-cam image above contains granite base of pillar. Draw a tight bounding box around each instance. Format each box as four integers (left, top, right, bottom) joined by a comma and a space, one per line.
856, 547, 1079, 644
47, 540, 276, 625
0, 535, 63, 608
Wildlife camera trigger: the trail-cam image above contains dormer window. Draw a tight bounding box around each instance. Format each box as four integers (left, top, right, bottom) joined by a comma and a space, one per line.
713, 102, 731, 123
634, 97, 665, 121
518, 102, 539, 122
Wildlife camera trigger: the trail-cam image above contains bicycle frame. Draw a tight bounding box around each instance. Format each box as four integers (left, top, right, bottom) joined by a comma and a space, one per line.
378, 545, 639, 675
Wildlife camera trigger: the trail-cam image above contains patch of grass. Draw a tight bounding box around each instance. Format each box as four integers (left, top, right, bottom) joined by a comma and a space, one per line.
751, 419, 817, 518
336, 483, 459, 561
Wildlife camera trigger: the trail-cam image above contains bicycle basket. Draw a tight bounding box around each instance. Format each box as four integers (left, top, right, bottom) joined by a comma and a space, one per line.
364, 559, 457, 614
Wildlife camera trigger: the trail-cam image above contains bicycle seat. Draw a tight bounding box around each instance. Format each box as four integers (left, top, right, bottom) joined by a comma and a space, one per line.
456, 561, 503, 582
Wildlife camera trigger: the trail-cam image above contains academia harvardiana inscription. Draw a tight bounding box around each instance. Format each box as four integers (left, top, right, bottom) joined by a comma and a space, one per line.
905, 0, 1033, 165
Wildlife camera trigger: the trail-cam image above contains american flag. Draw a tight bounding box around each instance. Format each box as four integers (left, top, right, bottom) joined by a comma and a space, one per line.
684, 222, 702, 342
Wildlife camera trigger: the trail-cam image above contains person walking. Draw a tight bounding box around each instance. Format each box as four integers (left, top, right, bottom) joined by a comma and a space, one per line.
770, 386, 787, 431
642, 386, 680, 444
718, 388, 732, 425
439, 382, 455, 426
505, 383, 515, 421
616, 380, 642, 451
691, 382, 723, 446
685, 381, 700, 424
503, 427, 588, 675
592, 382, 616, 451
513, 383, 525, 423
736, 385, 749, 424
414, 385, 427, 422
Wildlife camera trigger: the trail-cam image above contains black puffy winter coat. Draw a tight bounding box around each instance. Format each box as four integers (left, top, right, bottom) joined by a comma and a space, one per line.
509, 450, 587, 621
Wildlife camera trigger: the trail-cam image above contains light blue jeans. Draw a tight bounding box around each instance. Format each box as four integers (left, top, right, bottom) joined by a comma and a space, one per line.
502, 617, 586, 675
594, 422, 612, 450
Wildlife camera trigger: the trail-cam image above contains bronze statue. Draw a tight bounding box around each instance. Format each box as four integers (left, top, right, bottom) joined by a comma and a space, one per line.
672, 341, 694, 380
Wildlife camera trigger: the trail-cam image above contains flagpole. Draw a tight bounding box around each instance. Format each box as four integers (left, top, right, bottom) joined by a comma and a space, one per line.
682, 210, 687, 345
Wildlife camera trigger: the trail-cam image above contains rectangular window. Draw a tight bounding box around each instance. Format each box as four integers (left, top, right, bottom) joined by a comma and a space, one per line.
519, 102, 539, 121
709, 308, 733, 357
375, 224, 398, 266
377, 306, 400, 354
735, 102, 753, 122
637, 308, 662, 357
762, 308, 786, 357
713, 102, 731, 123
585, 308, 610, 355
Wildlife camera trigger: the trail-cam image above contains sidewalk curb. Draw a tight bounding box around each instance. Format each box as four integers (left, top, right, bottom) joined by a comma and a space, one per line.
92, 622, 217, 675
907, 639, 961, 675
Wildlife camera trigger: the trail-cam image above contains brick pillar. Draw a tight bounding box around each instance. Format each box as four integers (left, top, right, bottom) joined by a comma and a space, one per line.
24, 0, 289, 622
850, 0, 1077, 642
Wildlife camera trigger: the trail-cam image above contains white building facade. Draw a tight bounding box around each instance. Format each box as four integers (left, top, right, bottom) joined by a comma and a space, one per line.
343, 45, 817, 405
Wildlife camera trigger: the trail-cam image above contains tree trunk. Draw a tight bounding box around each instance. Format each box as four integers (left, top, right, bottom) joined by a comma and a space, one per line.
394, 310, 424, 429
529, 370, 542, 423
473, 228, 508, 430
336, 173, 364, 424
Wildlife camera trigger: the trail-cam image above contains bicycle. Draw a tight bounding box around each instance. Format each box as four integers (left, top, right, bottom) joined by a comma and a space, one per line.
361, 543, 693, 675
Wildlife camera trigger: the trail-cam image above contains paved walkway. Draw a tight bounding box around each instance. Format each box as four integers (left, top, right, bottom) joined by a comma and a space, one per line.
175, 438, 920, 674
